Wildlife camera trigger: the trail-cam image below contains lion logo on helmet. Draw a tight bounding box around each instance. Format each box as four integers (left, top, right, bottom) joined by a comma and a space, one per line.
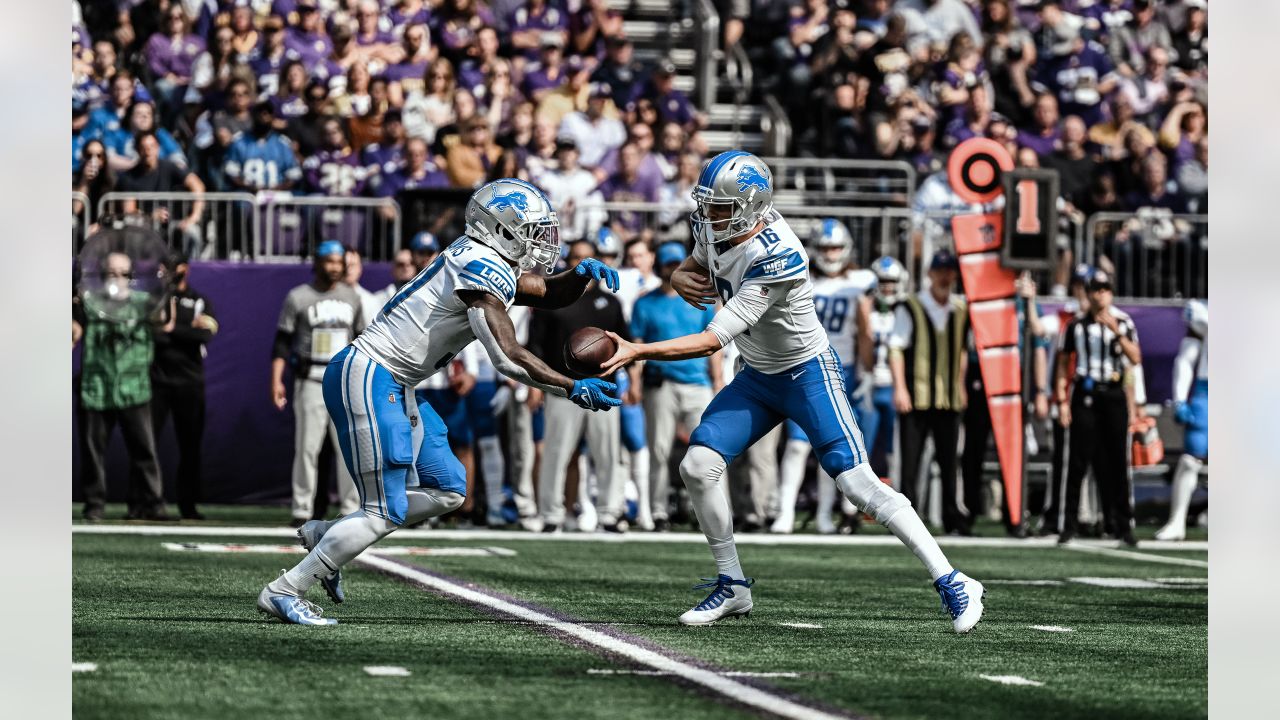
736, 165, 770, 194
486, 191, 530, 219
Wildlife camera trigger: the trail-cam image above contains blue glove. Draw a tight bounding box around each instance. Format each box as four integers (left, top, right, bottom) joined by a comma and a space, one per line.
1174, 401, 1192, 425
569, 378, 622, 411
574, 257, 620, 292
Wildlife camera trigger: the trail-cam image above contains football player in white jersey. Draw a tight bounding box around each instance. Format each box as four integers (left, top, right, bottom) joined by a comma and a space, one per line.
602, 151, 985, 632
1155, 300, 1208, 541
773, 219, 876, 535
257, 179, 623, 625
865, 257, 908, 478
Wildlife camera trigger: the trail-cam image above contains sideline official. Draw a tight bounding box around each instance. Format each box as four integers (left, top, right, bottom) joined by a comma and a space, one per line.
1055, 270, 1142, 546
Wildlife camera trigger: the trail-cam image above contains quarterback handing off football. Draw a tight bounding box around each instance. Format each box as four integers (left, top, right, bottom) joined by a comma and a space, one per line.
564, 326, 618, 378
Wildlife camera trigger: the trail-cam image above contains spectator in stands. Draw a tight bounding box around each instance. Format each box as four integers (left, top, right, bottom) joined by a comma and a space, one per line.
655, 122, 687, 181
633, 59, 705, 132
388, 0, 432, 38
336, 61, 372, 118
432, 87, 480, 154
479, 58, 520, 135
1033, 20, 1118, 127
1159, 100, 1207, 167
1177, 136, 1207, 213
536, 137, 605, 243
714, 0, 748, 53
186, 24, 237, 110
85, 38, 120, 110
149, 252, 219, 520
598, 142, 661, 243
500, 101, 536, 151
349, 76, 393, 149
874, 90, 937, 162
224, 101, 302, 193
191, 77, 253, 191
775, 0, 830, 110
87, 71, 145, 144
658, 151, 700, 237
361, 109, 407, 195
458, 25, 502, 95
145, 4, 204, 127
942, 83, 994, 149
271, 241, 363, 528
1016, 93, 1061, 159
890, 250, 970, 535
106, 100, 189, 172
387, 22, 433, 100
285, 1, 334, 72
250, 15, 297, 98
437, 0, 496, 63
1118, 46, 1172, 127
302, 117, 367, 196
1111, 124, 1158, 198
376, 136, 450, 195
324, 22, 363, 81
403, 58, 458, 144
353, 1, 395, 57
487, 148, 527, 182
541, 55, 610, 129
570, 0, 624, 57
932, 33, 986, 126
983, 0, 1037, 127
558, 83, 626, 168
445, 116, 504, 188
592, 37, 641, 110
288, 80, 336, 158
508, 0, 569, 63
1108, 0, 1172, 78
1123, 152, 1184, 212
523, 115, 560, 178
74, 246, 169, 522
1046, 115, 1098, 209
594, 122, 663, 188
899, 0, 982, 47
376, 248, 418, 306
73, 140, 115, 231
272, 60, 311, 121
115, 130, 207, 257
521, 34, 568, 104
1171, 1, 1207, 76
1087, 92, 1154, 162
229, 1, 259, 63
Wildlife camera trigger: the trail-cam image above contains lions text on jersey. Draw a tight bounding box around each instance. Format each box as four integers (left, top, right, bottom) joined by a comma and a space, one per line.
353, 237, 518, 388
693, 210, 828, 374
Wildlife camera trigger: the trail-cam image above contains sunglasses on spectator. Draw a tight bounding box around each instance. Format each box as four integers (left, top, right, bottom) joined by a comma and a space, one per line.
84, 151, 105, 159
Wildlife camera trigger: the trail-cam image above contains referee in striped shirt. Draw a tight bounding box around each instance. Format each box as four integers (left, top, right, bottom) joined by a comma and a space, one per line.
1054, 270, 1143, 546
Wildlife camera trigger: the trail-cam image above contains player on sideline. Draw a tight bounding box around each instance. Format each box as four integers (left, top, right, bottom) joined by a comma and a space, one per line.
601, 151, 985, 632
1155, 300, 1207, 541
772, 218, 876, 535
257, 178, 622, 625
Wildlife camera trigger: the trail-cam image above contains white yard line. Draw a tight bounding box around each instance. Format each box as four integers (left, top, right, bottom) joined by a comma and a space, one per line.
72, 524, 1209, 552
979, 674, 1044, 687
159, 542, 514, 557
363, 666, 411, 677
588, 669, 803, 678
71, 662, 98, 673
779, 622, 824, 629
357, 553, 851, 720
1063, 544, 1209, 568
1029, 625, 1074, 633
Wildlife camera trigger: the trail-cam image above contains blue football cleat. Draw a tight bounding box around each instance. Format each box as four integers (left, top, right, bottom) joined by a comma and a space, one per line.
679, 575, 754, 626
934, 570, 985, 633
257, 585, 337, 626
298, 520, 344, 604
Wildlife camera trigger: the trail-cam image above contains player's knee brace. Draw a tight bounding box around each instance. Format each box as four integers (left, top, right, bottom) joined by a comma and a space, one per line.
680, 445, 727, 490
835, 463, 910, 525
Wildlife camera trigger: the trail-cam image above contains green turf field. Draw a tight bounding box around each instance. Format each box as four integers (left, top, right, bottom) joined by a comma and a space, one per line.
72, 519, 1207, 720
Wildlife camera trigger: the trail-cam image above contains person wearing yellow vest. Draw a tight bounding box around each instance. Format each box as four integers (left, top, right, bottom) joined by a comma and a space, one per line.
888, 250, 970, 535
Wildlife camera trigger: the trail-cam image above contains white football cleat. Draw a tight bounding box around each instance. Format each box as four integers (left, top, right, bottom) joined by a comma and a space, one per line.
678, 575, 754, 626
815, 514, 837, 535
257, 585, 337, 626
934, 570, 985, 634
768, 513, 794, 534
1153, 523, 1186, 542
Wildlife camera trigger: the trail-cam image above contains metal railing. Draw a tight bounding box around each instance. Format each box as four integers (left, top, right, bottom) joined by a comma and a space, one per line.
761, 158, 916, 209
90, 191, 402, 262
761, 94, 791, 157
72, 191, 91, 251
97, 191, 257, 260
256, 194, 401, 262
692, 0, 720, 111
1084, 210, 1208, 299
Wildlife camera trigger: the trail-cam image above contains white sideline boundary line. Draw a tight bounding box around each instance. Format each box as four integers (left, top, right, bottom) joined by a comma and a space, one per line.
72, 662, 98, 673
71, 524, 1209, 552
363, 666, 411, 677
357, 553, 849, 720
1063, 545, 1209, 568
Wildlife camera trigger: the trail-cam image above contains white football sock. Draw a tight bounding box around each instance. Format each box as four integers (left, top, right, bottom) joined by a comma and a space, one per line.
836, 464, 953, 580
817, 466, 837, 526
477, 436, 506, 514
1165, 455, 1203, 531
774, 439, 810, 529
632, 451, 652, 525
273, 511, 395, 596
680, 445, 744, 580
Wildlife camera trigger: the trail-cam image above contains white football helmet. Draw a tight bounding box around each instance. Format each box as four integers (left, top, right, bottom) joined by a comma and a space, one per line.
464, 178, 561, 273
690, 150, 774, 247
810, 218, 853, 276
1183, 299, 1207, 337
872, 256, 907, 300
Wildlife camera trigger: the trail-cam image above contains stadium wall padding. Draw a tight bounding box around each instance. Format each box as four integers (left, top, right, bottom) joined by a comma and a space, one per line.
71, 264, 1187, 506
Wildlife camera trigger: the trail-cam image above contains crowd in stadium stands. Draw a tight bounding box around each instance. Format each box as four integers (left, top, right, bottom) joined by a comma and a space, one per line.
73, 0, 1207, 539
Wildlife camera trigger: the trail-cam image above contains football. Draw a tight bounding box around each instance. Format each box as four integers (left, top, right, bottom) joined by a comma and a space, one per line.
564, 326, 617, 378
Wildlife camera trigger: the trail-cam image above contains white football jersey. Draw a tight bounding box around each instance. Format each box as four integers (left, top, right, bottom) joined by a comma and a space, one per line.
694, 210, 828, 374
810, 269, 877, 370
869, 301, 898, 387
354, 237, 519, 387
